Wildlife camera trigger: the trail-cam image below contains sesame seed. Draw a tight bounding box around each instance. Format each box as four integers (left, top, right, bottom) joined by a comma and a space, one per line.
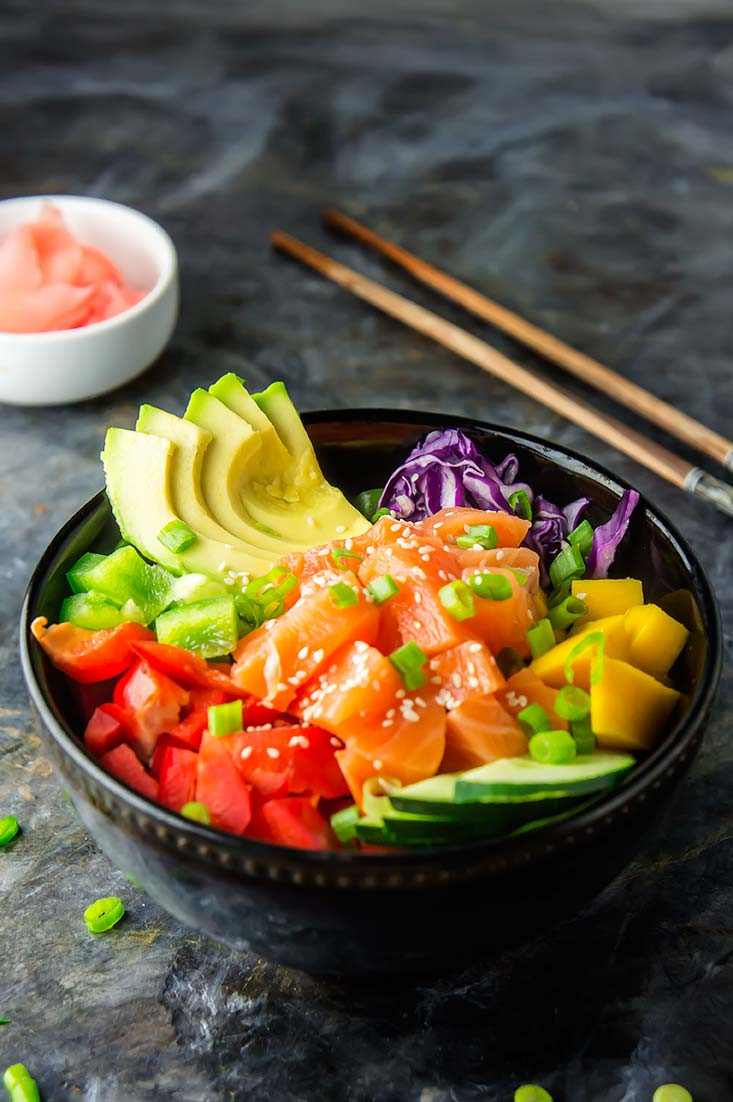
468, 642, 483, 653
372, 680, 381, 693
414, 696, 426, 707
312, 649, 325, 664
431, 675, 442, 684
390, 523, 401, 532
576, 591, 587, 600
306, 515, 315, 527
451, 673, 462, 688
396, 689, 406, 699
414, 591, 422, 604
266, 747, 280, 759
217, 560, 227, 573
468, 677, 480, 689
438, 570, 448, 581
345, 538, 353, 550
496, 549, 505, 561
373, 758, 383, 771
420, 554, 431, 562
297, 645, 309, 660
386, 708, 396, 718
330, 736, 343, 748
433, 521, 444, 530
381, 719, 393, 728
518, 695, 528, 708
336, 525, 346, 533
413, 619, 422, 630
240, 746, 253, 760
223, 576, 235, 585
418, 546, 433, 556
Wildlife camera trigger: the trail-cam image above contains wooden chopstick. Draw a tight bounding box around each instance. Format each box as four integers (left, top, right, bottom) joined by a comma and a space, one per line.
323, 208, 733, 474
271, 230, 733, 518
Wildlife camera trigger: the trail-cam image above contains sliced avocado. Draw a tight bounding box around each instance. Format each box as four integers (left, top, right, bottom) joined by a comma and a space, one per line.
184, 389, 313, 551
222, 377, 370, 541
136, 404, 271, 561
102, 428, 275, 583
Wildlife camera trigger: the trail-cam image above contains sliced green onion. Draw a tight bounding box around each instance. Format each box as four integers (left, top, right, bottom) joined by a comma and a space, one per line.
0, 815, 19, 847
526, 618, 556, 660
549, 543, 586, 590
353, 488, 382, 519
652, 1086, 693, 1102
567, 519, 594, 557
547, 595, 588, 632
497, 647, 525, 679
569, 715, 596, 755
547, 581, 572, 609
84, 896, 125, 933
245, 566, 298, 602
455, 524, 498, 550
329, 581, 359, 608
331, 548, 364, 570
468, 572, 513, 601
3, 1065, 40, 1102
388, 640, 429, 690
366, 574, 400, 605
0, 1018, 10, 1026
330, 804, 361, 844
555, 684, 591, 721
181, 801, 211, 825
514, 1086, 553, 1102
564, 631, 605, 686
517, 702, 552, 737
529, 730, 577, 765
438, 579, 476, 621
157, 519, 197, 553
509, 490, 533, 521
371, 507, 393, 523
239, 566, 299, 628
208, 699, 243, 737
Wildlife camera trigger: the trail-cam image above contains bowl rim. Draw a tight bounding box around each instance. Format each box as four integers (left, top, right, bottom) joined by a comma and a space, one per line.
0, 193, 178, 343
19, 409, 723, 872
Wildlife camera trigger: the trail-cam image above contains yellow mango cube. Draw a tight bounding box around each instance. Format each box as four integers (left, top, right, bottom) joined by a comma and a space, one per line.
571, 578, 644, 622
591, 656, 680, 751
624, 603, 689, 681
529, 614, 630, 689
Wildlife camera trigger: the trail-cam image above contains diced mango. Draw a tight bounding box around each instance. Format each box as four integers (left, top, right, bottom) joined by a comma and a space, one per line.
529, 615, 630, 689
623, 603, 689, 681
571, 578, 643, 622
590, 656, 680, 751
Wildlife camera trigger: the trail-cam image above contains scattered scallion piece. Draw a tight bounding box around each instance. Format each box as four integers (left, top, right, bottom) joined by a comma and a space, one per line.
353, 488, 382, 519
455, 524, 498, 550
547, 595, 588, 632
366, 574, 400, 605
526, 618, 556, 660
0, 1017, 10, 1026
517, 702, 552, 737
157, 519, 197, 553
549, 543, 586, 590
329, 582, 359, 608
438, 579, 476, 621
506, 567, 529, 587
0, 815, 19, 847
529, 730, 577, 765
371, 507, 393, 522
497, 647, 525, 679
567, 519, 594, 557
509, 490, 533, 521
3, 1064, 41, 1102
652, 1086, 693, 1102
239, 566, 299, 627
468, 573, 513, 601
330, 804, 361, 844
208, 699, 243, 737
388, 641, 429, 690
547, 581, 572, 609
570, 715, 596, 755
331, 548, 364, 570
84, 896, 125, 933
181, 801, 211, 825
555, 684, 591, 722
514, 1086, 553, 1102
564, 631, 605, 686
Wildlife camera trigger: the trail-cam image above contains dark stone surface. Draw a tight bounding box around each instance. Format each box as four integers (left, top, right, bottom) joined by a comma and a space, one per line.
1, 2, 731, 1098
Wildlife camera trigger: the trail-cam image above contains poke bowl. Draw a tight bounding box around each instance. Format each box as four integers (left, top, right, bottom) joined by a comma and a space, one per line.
20, 385, 722, 976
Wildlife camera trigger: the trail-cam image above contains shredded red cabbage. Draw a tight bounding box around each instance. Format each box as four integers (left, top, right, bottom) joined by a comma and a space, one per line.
378, 428, 638, 581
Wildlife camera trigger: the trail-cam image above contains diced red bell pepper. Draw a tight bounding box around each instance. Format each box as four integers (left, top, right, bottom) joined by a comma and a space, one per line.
73, 678, 119, 721
157, 745, 198, 811
259, 797, 336, 850
31, 617, 154, 684
164, 709, 208, 753
114, 659, 189, 761
84, 702, 133, 757
195, 732, 252, 835
186, 687, 229, 713
223, 725, 349, 799
131, 640, 248, 697
99, 743, 158, 800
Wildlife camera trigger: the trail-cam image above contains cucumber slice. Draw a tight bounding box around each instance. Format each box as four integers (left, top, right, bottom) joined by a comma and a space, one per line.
388, 785, 586, 831
455, 752, 635, 801
354, 818, 390, 845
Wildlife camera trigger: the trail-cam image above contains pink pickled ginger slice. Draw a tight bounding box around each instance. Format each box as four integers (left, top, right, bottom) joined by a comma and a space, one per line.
0, 284, 96, 333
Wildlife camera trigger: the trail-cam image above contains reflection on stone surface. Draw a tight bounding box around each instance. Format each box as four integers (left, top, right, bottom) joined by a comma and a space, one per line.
1, 1, 731, 1099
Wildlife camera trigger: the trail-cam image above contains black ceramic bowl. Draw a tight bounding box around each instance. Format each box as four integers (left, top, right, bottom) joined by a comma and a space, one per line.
21, 412, 722, 976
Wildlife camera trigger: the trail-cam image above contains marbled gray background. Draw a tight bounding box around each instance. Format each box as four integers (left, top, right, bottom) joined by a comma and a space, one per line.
1, 2, 731, 1099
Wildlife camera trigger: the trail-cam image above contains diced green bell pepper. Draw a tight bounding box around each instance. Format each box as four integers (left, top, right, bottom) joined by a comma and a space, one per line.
66, 552, 107, 594
155, 595, 239, 658
166, 573, 228, 606
70, 545, 173, 624
59, 591, 127, 631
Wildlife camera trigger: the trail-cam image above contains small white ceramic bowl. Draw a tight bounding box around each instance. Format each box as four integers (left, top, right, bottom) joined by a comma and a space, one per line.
0, 194, 179, 406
